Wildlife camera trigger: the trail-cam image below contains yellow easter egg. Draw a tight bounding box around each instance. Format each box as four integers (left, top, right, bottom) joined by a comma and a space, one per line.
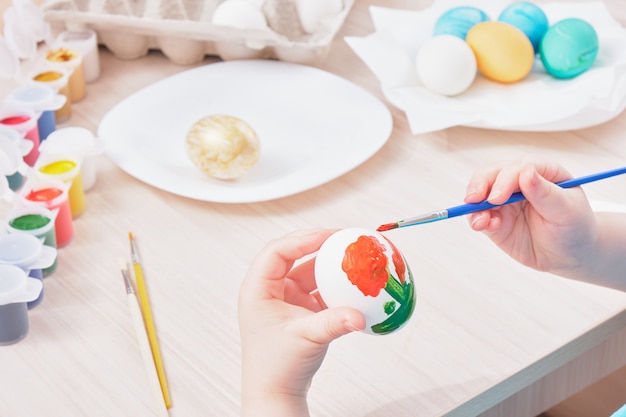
466, 21, 534, 83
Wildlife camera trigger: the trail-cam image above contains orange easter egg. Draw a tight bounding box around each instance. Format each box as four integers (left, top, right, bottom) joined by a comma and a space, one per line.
466, 21, 534, 83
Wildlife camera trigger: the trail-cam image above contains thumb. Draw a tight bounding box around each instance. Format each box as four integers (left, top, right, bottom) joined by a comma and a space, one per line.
300, 307, 366, 345
519, 165, 573, 222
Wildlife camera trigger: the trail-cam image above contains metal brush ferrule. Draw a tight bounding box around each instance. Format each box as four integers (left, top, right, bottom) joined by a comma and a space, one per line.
398, 209, 449, 227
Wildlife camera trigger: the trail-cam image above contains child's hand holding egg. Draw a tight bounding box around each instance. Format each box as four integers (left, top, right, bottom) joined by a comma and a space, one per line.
315, 228, 416, 335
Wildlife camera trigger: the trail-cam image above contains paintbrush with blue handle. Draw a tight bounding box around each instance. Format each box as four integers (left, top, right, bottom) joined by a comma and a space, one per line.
377, 166, 626, 232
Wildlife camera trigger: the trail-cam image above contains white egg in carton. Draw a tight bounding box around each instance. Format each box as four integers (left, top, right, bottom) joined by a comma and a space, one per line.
40, 0, 353, 65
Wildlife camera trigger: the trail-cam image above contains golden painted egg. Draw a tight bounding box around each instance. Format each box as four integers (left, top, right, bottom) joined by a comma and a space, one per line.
185, 114, 260, 180
466, 21, 535, 83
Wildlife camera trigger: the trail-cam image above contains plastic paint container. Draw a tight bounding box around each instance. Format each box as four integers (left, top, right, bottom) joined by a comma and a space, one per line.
0, 234, 57, 310
21, 179, 74, 248
39, 127, 104, 191
0, 126, 31, 191
56, 29, 100, 83
30, 68, 72, 123
36, 156, 85, 218
4, 84, 67, 142
0, 107, 40, 166
0, 134, 23, 191
6, 206, 58, 277
0, 264, 43, 345
0, 175, 10, 200
45, 48, 86, 102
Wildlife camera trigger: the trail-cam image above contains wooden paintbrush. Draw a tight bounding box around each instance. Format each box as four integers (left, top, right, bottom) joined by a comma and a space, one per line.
120, 260, 169, 417
129, 232, 171, 409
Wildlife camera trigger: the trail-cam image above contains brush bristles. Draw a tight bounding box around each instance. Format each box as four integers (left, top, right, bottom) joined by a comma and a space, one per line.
376, 223, 398, 232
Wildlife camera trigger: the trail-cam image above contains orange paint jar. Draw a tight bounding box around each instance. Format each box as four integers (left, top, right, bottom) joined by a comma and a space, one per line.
46, 48, 86, 102
31, 69, 72, 123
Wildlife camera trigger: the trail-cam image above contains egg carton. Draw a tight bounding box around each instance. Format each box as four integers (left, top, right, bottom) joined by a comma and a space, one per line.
40, 0, 354, 65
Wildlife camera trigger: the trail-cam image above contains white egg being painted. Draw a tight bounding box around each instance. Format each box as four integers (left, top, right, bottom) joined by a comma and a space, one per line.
315, 228, 416, 335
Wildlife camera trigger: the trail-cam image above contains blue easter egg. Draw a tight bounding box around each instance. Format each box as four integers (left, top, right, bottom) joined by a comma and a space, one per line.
498, 1, 549, 53
540, 18, 599, 79
433, 6, 490, 39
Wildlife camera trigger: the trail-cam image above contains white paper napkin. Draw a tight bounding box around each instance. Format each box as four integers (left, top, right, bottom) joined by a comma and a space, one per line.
346, 1, 626, 134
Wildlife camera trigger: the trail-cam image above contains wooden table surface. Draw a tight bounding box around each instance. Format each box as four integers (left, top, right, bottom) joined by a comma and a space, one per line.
1, 1, 626, 416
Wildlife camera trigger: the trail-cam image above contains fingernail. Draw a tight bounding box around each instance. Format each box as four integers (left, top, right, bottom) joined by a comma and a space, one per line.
487, 189, 501, 201
529, 168, 539, 186
464, 187, 477, 200
343, 320, 362, 332
470, 213, 483, 229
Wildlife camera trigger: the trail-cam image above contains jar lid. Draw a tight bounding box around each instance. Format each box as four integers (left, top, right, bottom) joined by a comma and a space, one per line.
0, 264, 26, 305
5, 84, 66, 112
0, 37, 20, 80
0, 264, 43, 305
2, 1, 49, 60
0, 176, 9, 201
0, 134, 22, 175
0, 124, 34, 157
0, 233, 42, 268
40, 127, 105, 157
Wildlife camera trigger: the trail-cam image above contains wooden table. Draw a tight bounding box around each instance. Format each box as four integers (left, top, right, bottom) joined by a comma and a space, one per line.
2, 1, 626, 416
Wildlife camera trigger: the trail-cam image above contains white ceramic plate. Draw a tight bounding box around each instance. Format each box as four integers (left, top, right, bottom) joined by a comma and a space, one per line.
99, 60, 392, 203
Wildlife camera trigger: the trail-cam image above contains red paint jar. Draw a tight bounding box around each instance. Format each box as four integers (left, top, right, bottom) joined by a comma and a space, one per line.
20, 179, 74, 247
0, 108, 40, 166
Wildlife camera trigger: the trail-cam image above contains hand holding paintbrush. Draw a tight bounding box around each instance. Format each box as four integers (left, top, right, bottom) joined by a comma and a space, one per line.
377, 166, 626, 231
379, 161, 626, 290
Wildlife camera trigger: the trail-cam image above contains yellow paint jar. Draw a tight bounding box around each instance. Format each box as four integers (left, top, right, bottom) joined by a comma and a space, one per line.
35, 157, 85, 219
46, 48, 86, 102
31, 69, 72, 123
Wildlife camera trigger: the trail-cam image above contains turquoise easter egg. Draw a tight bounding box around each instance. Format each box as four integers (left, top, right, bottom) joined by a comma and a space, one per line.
540, 18, 599, 79
433, 6, 490, 39
498, 1, 549, 53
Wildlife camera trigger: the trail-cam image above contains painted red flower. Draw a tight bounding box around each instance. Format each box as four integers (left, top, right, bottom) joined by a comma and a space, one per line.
342, 235, 389, 297
384, 237, 406, 285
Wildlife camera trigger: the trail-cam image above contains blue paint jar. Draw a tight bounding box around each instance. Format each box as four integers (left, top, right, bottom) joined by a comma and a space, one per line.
4, 84, 67, 142
0, 234, 57, 310
0, 264, 43, 346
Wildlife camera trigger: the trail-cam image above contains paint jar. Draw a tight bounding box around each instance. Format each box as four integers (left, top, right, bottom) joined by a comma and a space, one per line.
20, 179, 74, 248
39, 127, 104, 191
0, 125, 32, 191
0, 264, 42, 345
4, 84, 67, 142
35, 156, 85, 218
45, 48, 86, 103
30, 68, 72, 123
0, 234, 57, 309
55, 29, 100, 83
6, 206, 58, 277
0, 176, 9, 201
0, 107, 40, 166
0, 133, 23, 192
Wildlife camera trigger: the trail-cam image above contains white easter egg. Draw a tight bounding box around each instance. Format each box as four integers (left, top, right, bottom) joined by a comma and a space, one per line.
295, 0, 344, 34
315, 228, 416, 335
416, 34, 477, 96
212, 0, 268, 30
